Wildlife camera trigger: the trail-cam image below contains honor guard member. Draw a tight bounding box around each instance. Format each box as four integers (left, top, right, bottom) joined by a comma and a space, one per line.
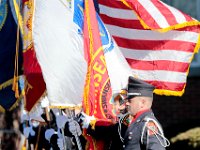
123, 76, 170, 150
45, 109, 86, 150
80, 91, 130, 150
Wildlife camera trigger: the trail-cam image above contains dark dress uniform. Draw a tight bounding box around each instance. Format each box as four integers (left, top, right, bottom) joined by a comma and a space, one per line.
87, 115, 129, 150
123, 109, 168, 150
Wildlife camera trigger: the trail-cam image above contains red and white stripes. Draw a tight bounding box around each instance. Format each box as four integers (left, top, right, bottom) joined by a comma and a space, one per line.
98, 0, 200, 95
124, 0, 196, 29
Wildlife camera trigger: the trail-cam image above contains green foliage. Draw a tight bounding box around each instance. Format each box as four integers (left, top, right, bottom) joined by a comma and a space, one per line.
171, 127, 200, 148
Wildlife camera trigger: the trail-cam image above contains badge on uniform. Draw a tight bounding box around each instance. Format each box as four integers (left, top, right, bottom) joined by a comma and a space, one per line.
147, 121, 158, 136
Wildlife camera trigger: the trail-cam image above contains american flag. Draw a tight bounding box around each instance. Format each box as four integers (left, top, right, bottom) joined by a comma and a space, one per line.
98, 0, 200, 96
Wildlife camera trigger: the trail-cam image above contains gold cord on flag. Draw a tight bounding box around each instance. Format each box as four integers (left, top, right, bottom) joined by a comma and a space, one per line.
12, 0, 21, 98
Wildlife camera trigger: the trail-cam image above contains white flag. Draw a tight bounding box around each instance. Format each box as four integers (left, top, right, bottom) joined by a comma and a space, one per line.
32, 0, 87, 107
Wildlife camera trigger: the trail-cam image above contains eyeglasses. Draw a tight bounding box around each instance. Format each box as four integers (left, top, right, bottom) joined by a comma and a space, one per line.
119, 98, 125, 105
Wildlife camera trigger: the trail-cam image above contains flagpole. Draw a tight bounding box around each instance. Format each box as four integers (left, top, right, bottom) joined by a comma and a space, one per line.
45, 107, 50, 122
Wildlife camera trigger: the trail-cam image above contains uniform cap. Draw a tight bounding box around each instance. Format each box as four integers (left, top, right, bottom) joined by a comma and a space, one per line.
126, 76, 155, 99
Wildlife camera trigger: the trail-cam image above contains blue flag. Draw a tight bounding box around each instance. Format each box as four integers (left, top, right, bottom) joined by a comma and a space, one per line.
0, 0, 23, 112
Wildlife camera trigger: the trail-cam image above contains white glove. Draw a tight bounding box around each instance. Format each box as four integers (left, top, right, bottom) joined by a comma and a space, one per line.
23, 127, 31, 138
80, 112, 95, 129
22, 121, 38, 139
45, 128, 56, 142
40, 96, 49, 108
31, 120, 40, 127
57, 137, 64, 150
29, 106, 45, 123
68, 120, 82, 136
21, 110, 29, 123
30, 126, 35, 136
56, 115, 68, 129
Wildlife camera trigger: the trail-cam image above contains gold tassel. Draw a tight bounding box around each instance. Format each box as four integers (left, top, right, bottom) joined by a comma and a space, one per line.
15, 80, 19, 98
12, 75, 19, 98
90, 119, 97, 130
12, 75, 16, 91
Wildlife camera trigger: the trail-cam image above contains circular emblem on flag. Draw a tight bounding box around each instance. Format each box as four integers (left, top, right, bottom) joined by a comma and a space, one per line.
100, 79, 115, 120
0, 0, 7, 31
